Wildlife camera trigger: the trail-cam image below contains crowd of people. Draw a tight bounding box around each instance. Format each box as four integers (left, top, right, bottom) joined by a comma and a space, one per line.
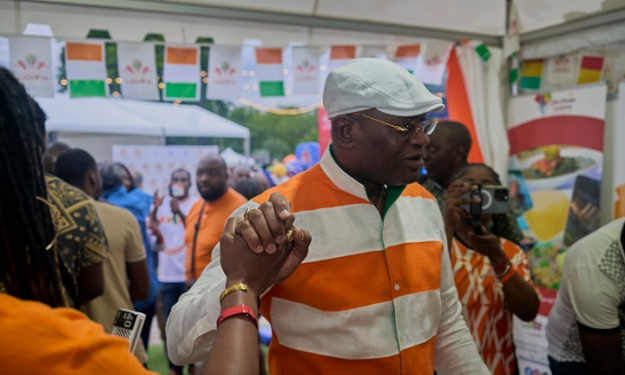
1, 57, 624, 375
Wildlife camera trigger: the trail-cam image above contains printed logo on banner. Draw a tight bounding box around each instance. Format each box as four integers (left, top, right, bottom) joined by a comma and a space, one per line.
123, 59, 154, 84
295, 59, 316, 81
553, 56, 572, 73
534, 93, 552, 116
12, 53, 50, 83
213, 61, 237, 83
425, 55, 443, 66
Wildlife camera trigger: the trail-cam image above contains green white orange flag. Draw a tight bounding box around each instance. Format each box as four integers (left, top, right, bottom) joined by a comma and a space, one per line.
520, 59, 544, 91
117, 42, 159, 100
328, 45, 356, 71
163, 45, 200, 101
65, 41, 107, 98
207, 46, 241, 101
255, 48, 284, 97
393, 45, 420, 73
577, 56, 604, 84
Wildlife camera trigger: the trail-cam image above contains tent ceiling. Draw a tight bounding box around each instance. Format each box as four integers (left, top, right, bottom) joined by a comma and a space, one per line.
28, 0, 625, 35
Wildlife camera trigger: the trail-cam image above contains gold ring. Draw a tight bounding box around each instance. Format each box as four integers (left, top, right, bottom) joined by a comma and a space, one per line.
285, 229, 294, 243
243, 207, 257, 220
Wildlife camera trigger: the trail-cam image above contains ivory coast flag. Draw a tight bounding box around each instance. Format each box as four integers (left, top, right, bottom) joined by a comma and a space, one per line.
393, 45, 420, 73
65, 41, 107, 98
328, 45, 356, 71
255, 48, 284, 97
163, 45, 200, 101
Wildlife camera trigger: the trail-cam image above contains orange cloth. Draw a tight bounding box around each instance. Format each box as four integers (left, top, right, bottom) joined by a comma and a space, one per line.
0, 294, 156, 374
184, 188, 247, 282
451, 238, 533, 375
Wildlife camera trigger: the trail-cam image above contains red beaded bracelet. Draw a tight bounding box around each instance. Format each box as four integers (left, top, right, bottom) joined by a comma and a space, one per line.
216, 305, 258, 328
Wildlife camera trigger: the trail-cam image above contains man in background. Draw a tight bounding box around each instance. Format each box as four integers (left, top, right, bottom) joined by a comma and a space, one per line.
420, 120, 523, 244
185, 155, 247, 284
56, 149, 150, 364
100, 162, 157, 352
150, 169, 197, 375
42, 140, 108, 307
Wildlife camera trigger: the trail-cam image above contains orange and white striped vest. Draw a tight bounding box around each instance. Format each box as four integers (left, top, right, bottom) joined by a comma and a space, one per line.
251, 150, 449, 374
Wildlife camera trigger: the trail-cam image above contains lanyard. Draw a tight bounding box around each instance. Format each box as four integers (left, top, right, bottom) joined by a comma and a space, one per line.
189, 201, 207, 285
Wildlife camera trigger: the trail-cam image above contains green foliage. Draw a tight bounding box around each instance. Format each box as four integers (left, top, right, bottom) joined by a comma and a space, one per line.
228, 107, 318, 160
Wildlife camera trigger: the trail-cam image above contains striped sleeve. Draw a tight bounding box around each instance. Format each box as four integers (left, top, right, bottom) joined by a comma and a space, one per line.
166, 201, 257, 365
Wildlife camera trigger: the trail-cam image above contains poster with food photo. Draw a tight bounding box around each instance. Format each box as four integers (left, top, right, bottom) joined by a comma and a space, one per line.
508, 83, 607, 374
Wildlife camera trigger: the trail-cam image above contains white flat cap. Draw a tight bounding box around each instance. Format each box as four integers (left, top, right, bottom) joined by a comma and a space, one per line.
323, 58, 445, 119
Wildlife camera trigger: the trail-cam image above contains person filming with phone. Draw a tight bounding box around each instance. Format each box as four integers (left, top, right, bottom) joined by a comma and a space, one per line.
444, 163, 539, 375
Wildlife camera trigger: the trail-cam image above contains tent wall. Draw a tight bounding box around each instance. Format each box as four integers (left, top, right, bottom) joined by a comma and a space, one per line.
55, 132, 164, 161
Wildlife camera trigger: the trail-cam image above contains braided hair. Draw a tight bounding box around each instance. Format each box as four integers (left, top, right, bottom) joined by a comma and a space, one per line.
0, 67, 66, 307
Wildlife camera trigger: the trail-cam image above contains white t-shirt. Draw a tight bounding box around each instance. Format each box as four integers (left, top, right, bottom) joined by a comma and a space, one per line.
156, 196, 197, 283
547, 218, 625, 362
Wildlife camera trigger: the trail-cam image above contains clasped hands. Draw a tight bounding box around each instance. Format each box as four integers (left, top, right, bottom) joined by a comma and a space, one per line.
220, 193, 312, 299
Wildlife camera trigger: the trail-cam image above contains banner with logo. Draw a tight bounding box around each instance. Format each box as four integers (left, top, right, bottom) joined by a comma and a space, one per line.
508, 83, 607, 373
9, 36, 55, 97
413, 42, 451, 86
207, 46, 241, 101
112, 144, 218, 199
614, 81, 625, 219
117, 42, 159, 101
545, 54, 579, 89
291, 47, 320, 96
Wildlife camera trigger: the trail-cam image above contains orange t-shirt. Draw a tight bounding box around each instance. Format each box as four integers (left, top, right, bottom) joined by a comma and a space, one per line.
0, 294, 156, 374
185, 188, 247, 282
450, 238, 534, 375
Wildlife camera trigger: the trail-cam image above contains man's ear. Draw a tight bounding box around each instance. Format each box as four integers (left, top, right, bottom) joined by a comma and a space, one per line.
330, 115, 357, 149
87, 169, 97, 187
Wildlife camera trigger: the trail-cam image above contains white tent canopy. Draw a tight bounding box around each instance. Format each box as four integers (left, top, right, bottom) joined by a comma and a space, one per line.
2, 0, 623, 47
220, 147, 255, 167
36, 97, 163, 136
36, 97, 250, 139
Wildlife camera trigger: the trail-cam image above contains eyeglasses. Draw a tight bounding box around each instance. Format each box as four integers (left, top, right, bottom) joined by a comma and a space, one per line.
352, 113, 438, 136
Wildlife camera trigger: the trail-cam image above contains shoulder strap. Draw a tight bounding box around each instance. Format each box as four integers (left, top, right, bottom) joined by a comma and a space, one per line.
620, 220, 625, 250
189, 201, 207, 284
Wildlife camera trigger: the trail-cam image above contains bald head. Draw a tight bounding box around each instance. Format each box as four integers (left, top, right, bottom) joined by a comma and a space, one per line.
423, 121, 472, 187
196, 154, 228, 201
43, 141, 70, 175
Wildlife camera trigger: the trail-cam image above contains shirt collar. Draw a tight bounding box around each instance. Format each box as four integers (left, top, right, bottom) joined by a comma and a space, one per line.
319, 144, 370, 201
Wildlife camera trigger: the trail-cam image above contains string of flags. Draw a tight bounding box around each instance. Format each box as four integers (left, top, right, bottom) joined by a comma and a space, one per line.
5, 35, 452, 101
514, 52, 625, 93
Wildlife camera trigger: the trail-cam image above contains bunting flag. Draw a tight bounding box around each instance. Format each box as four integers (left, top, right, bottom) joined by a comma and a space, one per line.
117, 42, 159, 100
545, 54, 579, 88
577, 56, 604, 84
393, 45, 420, 73
255, 48, 284, 97
207, 46, 241, 101
291, 47, 320, 96
359, 45, 387, 59
9, 36, 55, 97
65, 41, 107, 98
414, 42, 452, 85
520, 59, 544, 90
163, 45, 200, 101
328, 45, 356, 71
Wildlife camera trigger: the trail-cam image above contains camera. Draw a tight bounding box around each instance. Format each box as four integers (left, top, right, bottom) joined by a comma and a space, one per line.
461, 184, 510, 215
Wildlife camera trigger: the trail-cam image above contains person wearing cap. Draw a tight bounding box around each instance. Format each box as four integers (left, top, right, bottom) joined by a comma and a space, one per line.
166, 58, 489, 374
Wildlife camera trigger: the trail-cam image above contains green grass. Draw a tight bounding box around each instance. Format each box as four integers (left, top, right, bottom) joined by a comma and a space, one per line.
147, 343, 269, 374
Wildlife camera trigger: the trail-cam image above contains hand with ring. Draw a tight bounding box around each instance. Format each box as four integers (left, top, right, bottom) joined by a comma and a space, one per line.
220, 193, 312, 296
237, 193, 296, 255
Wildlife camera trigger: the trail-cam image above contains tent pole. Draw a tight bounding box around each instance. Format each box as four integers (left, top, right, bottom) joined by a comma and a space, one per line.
244, 137, 250, 159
